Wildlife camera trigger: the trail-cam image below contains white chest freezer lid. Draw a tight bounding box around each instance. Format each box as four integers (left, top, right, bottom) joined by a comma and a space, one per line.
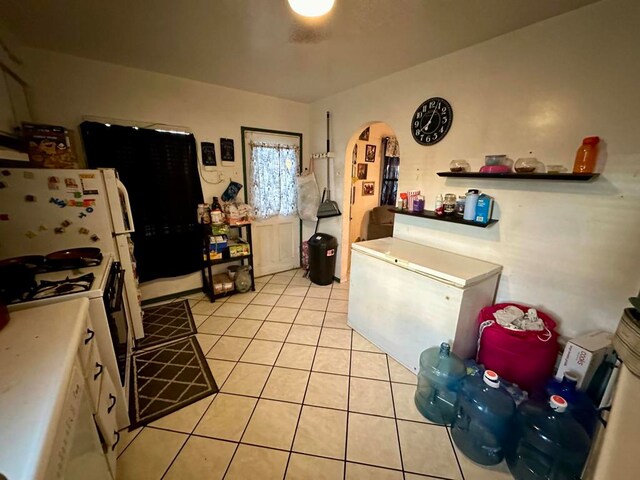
351, 237, 502, 288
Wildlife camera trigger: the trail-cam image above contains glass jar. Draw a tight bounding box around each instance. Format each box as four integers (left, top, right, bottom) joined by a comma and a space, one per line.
444, 194, 457, 215
514, 157, 541, 173
449, 159, 470, 173
455, 196, 466, 216
234, 266, 252, 293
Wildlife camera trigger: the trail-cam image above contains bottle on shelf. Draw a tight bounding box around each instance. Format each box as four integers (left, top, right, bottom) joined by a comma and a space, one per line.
435, 194, 444, 216
444, 193, 457, 216
463, 189, 479, 221
573, 136, 600, 173
211, 196, 224, 223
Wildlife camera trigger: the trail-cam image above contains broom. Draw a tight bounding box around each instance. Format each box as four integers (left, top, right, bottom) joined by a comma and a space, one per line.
316, 111, 342, 218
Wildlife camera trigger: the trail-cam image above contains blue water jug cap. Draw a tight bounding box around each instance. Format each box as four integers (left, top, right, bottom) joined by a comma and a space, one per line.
550, 395, 568, 413
483, 370, 500, 388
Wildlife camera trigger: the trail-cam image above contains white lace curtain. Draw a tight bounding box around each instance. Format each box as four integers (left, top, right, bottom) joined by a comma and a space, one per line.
249, 142, 299, 219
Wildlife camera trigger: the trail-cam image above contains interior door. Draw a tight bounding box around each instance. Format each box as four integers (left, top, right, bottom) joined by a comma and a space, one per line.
243, 129, 301, 277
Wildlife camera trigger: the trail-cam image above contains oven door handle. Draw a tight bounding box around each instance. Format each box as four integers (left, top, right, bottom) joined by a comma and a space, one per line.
108, 267, 126, 314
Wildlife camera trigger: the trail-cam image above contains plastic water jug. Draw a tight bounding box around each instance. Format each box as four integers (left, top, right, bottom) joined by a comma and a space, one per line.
545, 372, 598, 437
451, 370, 516, 465
506, 395, 591, 480
414, 343, 465, 424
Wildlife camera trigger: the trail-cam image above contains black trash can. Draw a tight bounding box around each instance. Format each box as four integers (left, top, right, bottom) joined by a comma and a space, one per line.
308, 233, 338, 286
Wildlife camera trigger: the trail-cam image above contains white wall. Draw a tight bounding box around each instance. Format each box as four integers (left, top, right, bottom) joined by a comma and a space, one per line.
22, 48, 311, 299
310, 0, 640, 337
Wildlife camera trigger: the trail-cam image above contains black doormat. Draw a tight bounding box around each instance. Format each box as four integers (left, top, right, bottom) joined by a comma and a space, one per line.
136, 299, 197, 350
129, 336, 218, 429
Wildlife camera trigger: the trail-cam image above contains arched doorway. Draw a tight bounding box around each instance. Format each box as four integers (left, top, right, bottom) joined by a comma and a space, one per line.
340, 122, 401, 280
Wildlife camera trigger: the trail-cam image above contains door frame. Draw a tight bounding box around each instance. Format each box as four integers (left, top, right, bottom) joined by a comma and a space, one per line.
240, 126, 304, 271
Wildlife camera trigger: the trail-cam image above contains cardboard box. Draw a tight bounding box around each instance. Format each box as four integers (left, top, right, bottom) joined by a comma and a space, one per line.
209, 235, 228, 252
23, 123, 79, 169
228, 239, 250, 257
556, 331, 614, 390
203, 251, 222, 261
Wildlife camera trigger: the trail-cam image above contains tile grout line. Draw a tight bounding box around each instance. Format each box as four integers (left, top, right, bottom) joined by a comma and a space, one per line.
386, 354, 407, 479
343, 323, 353, 480
446, 426, 466, 480
218, 276, 296, 480
161, 292, 281, 480
159, 301, 258, 480
281, 277, 328, 479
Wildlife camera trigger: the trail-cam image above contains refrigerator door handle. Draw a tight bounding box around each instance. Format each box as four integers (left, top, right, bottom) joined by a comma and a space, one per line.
116, 178, 135, 234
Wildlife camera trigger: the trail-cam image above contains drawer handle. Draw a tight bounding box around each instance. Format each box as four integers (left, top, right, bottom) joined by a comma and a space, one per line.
111, 430, 121, 451
93, 362, 103, 380
84, 328, 95, 344
107, 394, 117, 414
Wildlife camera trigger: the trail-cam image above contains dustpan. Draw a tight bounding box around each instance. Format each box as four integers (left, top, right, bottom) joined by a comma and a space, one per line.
316, 111, 342, 219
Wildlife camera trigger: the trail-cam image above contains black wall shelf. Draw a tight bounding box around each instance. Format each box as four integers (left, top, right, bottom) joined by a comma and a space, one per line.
437, 172, 599, 181
392, 209, 498, 228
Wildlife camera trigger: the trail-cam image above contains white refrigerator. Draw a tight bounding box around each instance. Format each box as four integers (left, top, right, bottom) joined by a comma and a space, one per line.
348, 237, 502, 372
0, 167, 145, 339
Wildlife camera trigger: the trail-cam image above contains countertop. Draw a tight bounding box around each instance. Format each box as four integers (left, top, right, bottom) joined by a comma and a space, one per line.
0, 298, 89, 480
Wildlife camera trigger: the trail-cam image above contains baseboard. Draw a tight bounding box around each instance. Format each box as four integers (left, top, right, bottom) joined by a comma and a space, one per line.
142, 288, 202, 306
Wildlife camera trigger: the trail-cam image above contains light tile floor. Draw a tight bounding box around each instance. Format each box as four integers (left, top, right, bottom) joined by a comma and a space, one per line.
118, 269, 513, 480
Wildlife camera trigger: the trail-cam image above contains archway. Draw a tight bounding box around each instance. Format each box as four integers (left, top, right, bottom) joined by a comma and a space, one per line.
339, 122, 401, 280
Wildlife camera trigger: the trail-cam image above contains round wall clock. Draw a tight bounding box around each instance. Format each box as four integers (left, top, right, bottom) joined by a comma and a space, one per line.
411, 97, 453, 146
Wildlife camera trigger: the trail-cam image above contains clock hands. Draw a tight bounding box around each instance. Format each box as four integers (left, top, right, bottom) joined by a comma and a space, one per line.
422, 107, 438, 132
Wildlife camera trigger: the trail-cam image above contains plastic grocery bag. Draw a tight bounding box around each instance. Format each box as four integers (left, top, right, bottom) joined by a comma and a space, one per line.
296, 172, 320, 222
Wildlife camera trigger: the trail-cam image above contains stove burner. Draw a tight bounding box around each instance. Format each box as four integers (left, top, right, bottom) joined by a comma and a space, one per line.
28, 273, 95, 300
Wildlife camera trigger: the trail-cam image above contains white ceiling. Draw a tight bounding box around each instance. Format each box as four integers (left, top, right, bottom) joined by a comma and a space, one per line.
2, 0, 598, 103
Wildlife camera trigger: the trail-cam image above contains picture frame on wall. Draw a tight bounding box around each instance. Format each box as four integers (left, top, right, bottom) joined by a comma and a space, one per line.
362, 181, 375, 196
365, 144, 376, 163
220, 138, 235, 163
356, 163, 368, 180
201, 142, 217, 166
359, 127, 370, 141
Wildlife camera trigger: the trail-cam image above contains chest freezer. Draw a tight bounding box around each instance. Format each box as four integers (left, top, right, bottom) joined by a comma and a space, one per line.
348, 237, 502, 373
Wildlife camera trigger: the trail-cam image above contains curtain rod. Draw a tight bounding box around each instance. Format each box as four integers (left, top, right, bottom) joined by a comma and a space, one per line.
81, 115, 192, 133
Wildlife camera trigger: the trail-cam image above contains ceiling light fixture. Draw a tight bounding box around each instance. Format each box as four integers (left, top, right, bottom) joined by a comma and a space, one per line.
288, 0, 335, 18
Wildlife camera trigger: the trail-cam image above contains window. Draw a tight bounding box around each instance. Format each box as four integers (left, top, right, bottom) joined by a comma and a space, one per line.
249, 142, 299, 219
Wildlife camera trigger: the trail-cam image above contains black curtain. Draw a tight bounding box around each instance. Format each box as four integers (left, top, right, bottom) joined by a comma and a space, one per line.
81, 121, 203, 282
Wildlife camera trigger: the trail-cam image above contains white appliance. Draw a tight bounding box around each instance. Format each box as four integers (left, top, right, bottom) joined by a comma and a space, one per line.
348, 237, 502, 372
0, 167, 144, 340
0, 299, 114, 480
7, 254, 131, 429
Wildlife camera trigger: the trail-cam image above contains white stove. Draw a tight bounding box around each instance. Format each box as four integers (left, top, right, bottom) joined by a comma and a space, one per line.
7, 252, 131, 429
8, 254, 113, 311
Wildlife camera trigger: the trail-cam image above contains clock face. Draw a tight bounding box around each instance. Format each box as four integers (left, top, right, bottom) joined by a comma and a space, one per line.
411, 97, 453, 146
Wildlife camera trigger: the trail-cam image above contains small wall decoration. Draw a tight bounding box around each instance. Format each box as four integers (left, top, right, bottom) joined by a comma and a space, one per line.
352, 143, 358, 162
359, 127, 370, 141
356, 163, 368, 180
220, 138, 235, 163
362, 181, 375, 196
201, 142, 217, 166
365, 144, 376, 163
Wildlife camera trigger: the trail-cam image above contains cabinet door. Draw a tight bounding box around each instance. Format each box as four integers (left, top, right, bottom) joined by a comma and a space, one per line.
77, 317, 97, 373
85, 344, 103, 413
94, 369, 119, 448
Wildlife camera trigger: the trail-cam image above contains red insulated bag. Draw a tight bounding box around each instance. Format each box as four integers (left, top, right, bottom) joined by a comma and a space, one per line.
476, 303, 559, 394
